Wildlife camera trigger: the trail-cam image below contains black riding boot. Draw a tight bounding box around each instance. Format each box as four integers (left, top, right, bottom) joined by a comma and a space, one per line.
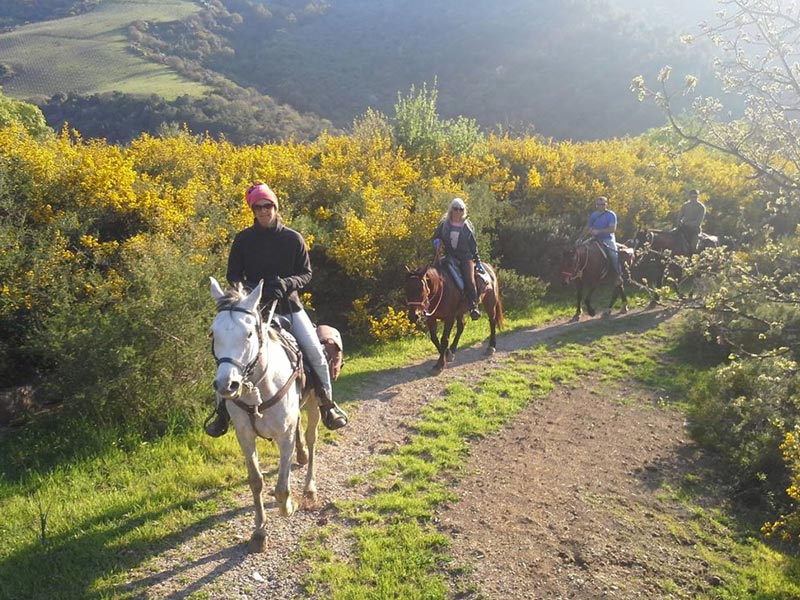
318, 389, 348, 431
466, 286, 481, 320
204, 399, 230, 437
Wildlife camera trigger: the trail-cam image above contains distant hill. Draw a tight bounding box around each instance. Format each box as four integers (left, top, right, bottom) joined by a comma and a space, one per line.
0, 0, 723, 142
206, 0, 720, 140
0, 0, 208, 100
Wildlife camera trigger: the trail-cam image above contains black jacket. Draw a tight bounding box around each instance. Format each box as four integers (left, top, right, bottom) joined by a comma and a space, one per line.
226, 221, 311, 314
432, 218, 480, 263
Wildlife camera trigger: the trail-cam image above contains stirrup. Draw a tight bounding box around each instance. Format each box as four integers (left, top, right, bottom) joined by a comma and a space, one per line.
469, 306, 481, 320
320, 403, 348, 431
203, 403, 229, 438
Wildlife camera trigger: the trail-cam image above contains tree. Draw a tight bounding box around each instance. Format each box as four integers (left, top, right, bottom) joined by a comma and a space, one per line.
631, 0, 800, 221
0, 87, 50, 139
632, 0, 800, 544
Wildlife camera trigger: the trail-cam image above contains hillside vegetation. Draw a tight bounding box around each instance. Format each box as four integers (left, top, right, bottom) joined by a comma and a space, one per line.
204, 0, 718, 139
1, 0, 720, 143
0, 0, 208, 100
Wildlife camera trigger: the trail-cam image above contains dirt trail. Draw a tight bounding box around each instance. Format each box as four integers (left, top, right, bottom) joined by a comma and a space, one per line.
124, 308, 726, 599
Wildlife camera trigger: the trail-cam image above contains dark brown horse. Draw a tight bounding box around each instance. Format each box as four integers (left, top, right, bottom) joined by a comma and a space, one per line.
632, 228, 718, 296
405, 262, 504, 373
559, 240, 633, 322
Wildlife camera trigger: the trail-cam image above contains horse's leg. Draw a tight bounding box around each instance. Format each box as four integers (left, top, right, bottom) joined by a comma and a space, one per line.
426, 317, 442, 354
571, 283, 583, 322
448, 315, 465, 361
434, 319, 455, 373
585, 285, 597, 317
603, 282, 620, 318
618, 283, 629, 314
274, 428, 296, 518
232, 425, 267, 552
302, 394, 321, 505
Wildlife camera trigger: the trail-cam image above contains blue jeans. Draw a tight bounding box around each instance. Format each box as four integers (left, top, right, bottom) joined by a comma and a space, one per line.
286, 309, 333, 401
598, 239, 620, 277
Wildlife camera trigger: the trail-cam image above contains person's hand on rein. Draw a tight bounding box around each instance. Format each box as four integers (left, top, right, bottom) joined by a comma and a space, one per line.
263, 278, 285, 301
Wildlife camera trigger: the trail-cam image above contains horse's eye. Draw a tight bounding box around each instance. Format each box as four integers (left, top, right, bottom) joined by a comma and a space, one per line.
247, 331, 253, 339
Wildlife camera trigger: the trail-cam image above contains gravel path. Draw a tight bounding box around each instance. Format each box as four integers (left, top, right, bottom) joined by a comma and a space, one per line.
123, 308, 725, 599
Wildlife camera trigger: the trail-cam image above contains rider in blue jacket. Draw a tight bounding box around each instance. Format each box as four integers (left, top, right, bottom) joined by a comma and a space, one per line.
582, 196, 622, 284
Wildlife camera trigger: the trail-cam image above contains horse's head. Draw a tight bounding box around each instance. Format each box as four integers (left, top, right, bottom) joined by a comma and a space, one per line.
559, 246, 581, 285
209, 277, 264, 400
404, 266, 430, 324
631, 229, 653, 251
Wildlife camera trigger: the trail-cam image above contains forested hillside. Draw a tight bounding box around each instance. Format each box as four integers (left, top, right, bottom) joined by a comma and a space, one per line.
0, 0, 720, 142
204, 0, 719, 139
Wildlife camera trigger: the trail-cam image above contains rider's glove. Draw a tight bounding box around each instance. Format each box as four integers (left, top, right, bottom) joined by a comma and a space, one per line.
262, 277, 285, 301
432, 238, 442, 250
475, 260, 485, 274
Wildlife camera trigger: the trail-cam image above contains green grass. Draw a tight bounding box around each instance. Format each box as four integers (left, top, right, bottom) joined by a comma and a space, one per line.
0, 0, 210, 101
1, 293, 797, 599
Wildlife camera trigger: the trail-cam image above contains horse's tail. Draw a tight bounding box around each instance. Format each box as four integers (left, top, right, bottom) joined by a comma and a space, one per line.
490, 268, 505, 329
494, 290, 505, 329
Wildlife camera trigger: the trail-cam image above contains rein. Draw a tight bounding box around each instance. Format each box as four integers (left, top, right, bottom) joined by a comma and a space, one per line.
407, 269, 445, 317
562, 244, 590, 282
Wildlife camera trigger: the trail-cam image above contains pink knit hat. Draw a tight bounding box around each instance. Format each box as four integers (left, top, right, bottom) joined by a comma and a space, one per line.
245, 183, 278, 209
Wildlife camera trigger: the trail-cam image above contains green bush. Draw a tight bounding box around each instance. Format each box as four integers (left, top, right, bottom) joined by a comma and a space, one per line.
687, 356, 800, 506
495, 267, 548, 314
492, 213, 573, 281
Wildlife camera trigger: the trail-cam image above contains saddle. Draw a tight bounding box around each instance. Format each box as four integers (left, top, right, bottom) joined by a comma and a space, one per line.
586, 239, 632, 279
441, 256, 465, 291
268, 317, 344, 394
439, 256, 491, 296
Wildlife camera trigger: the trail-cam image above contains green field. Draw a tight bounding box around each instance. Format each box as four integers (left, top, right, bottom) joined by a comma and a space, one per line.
0, 0, 211, 101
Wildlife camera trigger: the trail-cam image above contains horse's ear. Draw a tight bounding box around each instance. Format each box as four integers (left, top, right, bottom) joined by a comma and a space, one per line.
242, 279, 263, 312
210, 276, 225, 302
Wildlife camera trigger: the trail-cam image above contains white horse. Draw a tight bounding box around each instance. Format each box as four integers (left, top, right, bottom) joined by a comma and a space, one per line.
209, 277, 321, 553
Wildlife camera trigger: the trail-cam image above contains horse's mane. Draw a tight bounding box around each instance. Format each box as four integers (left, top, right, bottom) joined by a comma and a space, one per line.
214, 283, 248, 311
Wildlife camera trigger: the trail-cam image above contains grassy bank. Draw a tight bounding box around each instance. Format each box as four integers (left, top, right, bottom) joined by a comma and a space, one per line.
1, 293, 796, 598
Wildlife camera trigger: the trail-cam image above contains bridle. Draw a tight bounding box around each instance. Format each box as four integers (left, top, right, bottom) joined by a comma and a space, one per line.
406, 269, 444, 317
212, 300, 303, 430
561, 244, 590, 283
211, 304, 265, 388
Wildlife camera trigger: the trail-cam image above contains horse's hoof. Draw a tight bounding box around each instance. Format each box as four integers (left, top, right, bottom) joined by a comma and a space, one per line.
587, 310, 596, 317
484, 346, 496, 356
303, 490, 318, 506
432, 364, 444, 375
296, 449, 309, 466
279, 497, 295, 517
648, 300, 658, 309
601, 310, 611, 319
248, 530, 267, 553
446, 350, 455, 361
570, 314, 581, 323
619, 306, 629, 315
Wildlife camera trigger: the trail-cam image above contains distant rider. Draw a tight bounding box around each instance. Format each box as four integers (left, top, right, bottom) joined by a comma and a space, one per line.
676, 189, 706, 253
581, 196, 622, 284
432, 197, 484, 320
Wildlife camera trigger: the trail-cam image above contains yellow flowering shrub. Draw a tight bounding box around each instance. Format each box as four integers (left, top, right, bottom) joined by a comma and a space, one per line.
368, 305, 420, 342
762, 429, 800, 545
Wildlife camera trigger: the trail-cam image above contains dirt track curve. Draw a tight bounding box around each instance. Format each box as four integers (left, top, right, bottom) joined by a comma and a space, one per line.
123, 307, 728, 599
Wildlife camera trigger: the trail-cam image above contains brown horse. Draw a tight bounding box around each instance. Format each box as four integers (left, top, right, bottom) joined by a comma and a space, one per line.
405, 262, 504, 373
559, 240, 633, 322
632, 228, 718, 297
